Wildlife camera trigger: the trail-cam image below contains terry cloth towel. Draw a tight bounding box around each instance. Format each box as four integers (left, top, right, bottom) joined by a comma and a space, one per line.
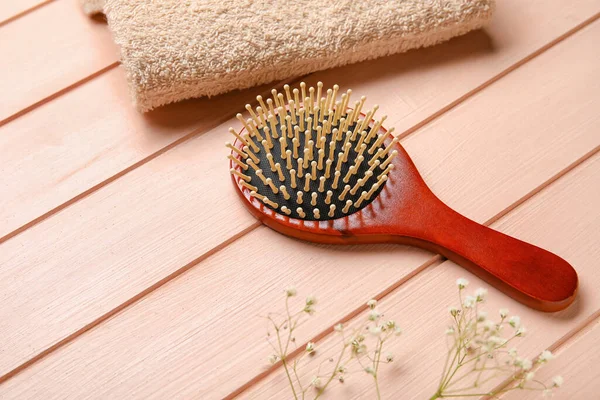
83, 0, 494, 112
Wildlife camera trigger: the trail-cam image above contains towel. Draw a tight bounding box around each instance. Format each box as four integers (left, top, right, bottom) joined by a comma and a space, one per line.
83, 0, 494, 112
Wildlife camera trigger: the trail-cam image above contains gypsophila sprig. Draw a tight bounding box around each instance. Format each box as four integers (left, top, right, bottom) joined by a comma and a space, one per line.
429, 279, 564, 399
263, 291, 401, 399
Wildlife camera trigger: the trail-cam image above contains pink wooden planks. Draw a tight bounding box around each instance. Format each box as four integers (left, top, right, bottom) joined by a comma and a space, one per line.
0, 0, 52, 25
1, 0, 598, 243
246, 153, 600, 399
0, 21, 598, 397
502, 317, 600, 400
0, 0, 117, 124
0, 67, 272, 241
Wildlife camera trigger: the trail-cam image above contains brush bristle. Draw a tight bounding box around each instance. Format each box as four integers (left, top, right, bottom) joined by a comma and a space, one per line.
228, 82, 398, 221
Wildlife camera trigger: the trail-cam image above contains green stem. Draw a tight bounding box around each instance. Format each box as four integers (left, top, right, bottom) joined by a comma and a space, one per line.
276, 328, 298, 400
313, 344, 348, 400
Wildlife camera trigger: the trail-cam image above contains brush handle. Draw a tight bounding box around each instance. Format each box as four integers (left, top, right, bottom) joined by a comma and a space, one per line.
396, 198, 578, 312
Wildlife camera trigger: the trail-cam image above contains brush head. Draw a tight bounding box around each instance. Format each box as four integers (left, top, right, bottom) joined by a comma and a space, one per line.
228, 82, 398, 221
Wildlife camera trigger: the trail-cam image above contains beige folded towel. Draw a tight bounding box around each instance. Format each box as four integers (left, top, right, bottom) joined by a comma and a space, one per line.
83, 0, 494, 112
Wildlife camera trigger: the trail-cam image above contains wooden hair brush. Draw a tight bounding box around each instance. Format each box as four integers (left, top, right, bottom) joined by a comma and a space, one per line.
227, 82, 578, 312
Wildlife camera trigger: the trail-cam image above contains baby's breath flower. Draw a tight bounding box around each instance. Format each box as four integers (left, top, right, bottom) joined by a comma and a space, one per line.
449, 307, 460, 317
508, 347, 518, 358
394, 326, 403, 336
368, 310, 381, 321
499, 308, 509, 318
445, 327, 455, 335
337, 365, 347, 374
386, 352, 394, 362
369, 325, 382, 337
552, 376, 564, 388
515, 326, 527, 337
305, 342, 315, 354
482, 320, 495, 331
305, 295, 317, 306
509, 316, 521, 328
477, 311, 488, 322
311, 376, 323, 389
350, 339, 367, 355
304, 304, 316, 315
487, 336, 506, 347
463, 295, 476, 309
338, 375, 345, 383
456, 278, 469, 289
475, 288, 488, 302
268, 354, 279, 364
385, 320, 397, 329
543, 389, 553, 398
538, 350, 554, 363
367, 299, 378, 309
364, 366, 376, 376
525, 372, 535, 381
515, 357, 533, 371
334, 323, 343, 332
285, 286, 297, 297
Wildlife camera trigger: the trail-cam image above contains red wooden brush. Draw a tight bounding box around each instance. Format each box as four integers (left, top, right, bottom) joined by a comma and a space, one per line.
227, 82, 578, 312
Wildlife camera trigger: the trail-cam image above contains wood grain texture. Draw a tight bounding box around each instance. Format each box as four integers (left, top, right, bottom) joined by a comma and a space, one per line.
0, 67, 272, 241
502, 317, 600, 400
1, 21, 598, 397
246, 152, 600, 399
1, 2, 598, 241
0, 0, 117, 123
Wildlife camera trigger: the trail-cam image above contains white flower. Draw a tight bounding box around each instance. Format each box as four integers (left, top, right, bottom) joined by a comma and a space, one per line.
334, 323, 344, 332
482, 320, 496, 331
543, 389, 553, 398
487, 336, 506, 347
516, 357, 533, 371
367, 299, 378, 309
475, 288, 488, 302
525, 372, 535, 381
304, 304, 316, 315
449, 307, 460, 317
394, 326, 403, 336
509, 316, 521, 328
311, 376, 323, 388
369, 325, 382, 336
552, 375, 564, 387
456, 278, 469, 289
285, 286, 297, 297
508, 347, 518, 358
386, 320, 397, 329
268, 354, 278, 364
499, 308, 509, 318
305, 295, 317, 306
445, 327, 455, 335
365, 366, 376, 376
516, 326, 527, 337
538, 350, 555, 363
368, 310, 381, 321
386, 352, 394, 362
306, 342, 315, 353
477, 311, 488, 322
463, 295, 476, 309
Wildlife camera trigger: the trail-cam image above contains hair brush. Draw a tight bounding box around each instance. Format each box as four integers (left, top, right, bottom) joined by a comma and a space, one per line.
227, 82, 578, 312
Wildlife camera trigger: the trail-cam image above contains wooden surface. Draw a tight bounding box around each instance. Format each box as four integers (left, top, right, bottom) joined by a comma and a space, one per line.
0, 1, 599, 399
